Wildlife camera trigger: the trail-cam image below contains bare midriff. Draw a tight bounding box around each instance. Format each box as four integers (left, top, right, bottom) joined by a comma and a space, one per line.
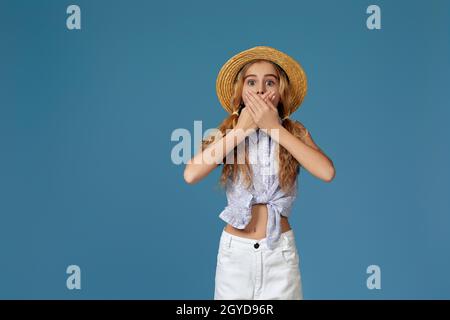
224, 203, 291, 240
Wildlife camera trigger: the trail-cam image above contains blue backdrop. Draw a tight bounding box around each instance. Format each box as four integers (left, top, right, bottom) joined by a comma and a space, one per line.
0, 0, 449, 299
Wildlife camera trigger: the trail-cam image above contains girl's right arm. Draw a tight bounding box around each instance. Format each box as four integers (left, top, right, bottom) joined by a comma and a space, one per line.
183, 107, 256, 184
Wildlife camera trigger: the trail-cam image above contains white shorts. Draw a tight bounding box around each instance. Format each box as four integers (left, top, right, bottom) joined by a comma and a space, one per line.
214, 227, 303, 300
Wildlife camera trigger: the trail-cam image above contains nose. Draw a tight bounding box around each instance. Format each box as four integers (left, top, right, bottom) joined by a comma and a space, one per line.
257, 82, 266, 95
256, 87, 265, 95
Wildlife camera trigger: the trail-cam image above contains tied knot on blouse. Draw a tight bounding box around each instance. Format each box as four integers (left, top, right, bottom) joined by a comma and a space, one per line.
219, 118, 298, 250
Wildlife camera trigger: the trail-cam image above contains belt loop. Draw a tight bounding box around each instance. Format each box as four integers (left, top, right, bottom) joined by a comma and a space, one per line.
281, 233, 289, 250
227, 234, 232, 248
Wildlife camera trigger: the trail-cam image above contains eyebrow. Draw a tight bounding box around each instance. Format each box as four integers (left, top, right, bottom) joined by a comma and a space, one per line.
244, 74, 279, 80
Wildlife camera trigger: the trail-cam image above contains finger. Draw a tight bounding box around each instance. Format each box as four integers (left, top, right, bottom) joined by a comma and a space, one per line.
253, 92, 271, 112
247, 91, 265, 111
261, 91, 277, 111
264, 90, 275, 99
245, 91, 259, 111
246, 104, 257, 121
261, 91, 271, 100
264, 93, 276, 109
241, 96, 248, 108
253, 90, 270, 106
266, 92, 278, 111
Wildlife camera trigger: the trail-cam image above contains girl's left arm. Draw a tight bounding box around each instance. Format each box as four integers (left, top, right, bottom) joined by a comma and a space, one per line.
269, 125, 335, 182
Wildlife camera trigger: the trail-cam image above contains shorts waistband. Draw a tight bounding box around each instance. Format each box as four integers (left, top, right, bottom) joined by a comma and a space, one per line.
220, 227, 296, 251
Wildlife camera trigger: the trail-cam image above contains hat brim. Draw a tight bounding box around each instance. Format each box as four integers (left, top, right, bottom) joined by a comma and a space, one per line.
216, 46, 307, 115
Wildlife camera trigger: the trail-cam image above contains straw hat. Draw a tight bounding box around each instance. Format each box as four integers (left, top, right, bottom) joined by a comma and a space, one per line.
216, 46, 307, 117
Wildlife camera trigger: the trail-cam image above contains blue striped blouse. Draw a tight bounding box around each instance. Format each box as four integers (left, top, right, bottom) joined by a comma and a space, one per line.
218, 118, 298, 250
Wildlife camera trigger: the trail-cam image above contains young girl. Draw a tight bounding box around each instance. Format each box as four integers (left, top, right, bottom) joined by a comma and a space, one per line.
184, 46, 335, 300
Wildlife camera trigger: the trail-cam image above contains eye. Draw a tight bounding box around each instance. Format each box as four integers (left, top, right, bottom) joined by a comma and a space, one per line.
247, 79, 255, 86
266, 80, 276, 86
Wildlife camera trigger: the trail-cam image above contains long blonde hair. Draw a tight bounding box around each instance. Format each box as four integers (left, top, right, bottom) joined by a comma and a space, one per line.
203, 59, 309, 193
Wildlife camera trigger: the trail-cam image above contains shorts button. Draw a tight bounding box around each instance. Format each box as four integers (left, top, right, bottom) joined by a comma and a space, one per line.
254, 243, 260, 249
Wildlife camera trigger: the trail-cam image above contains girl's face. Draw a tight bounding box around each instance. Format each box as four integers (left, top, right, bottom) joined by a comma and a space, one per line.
242, 61, 281, 110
